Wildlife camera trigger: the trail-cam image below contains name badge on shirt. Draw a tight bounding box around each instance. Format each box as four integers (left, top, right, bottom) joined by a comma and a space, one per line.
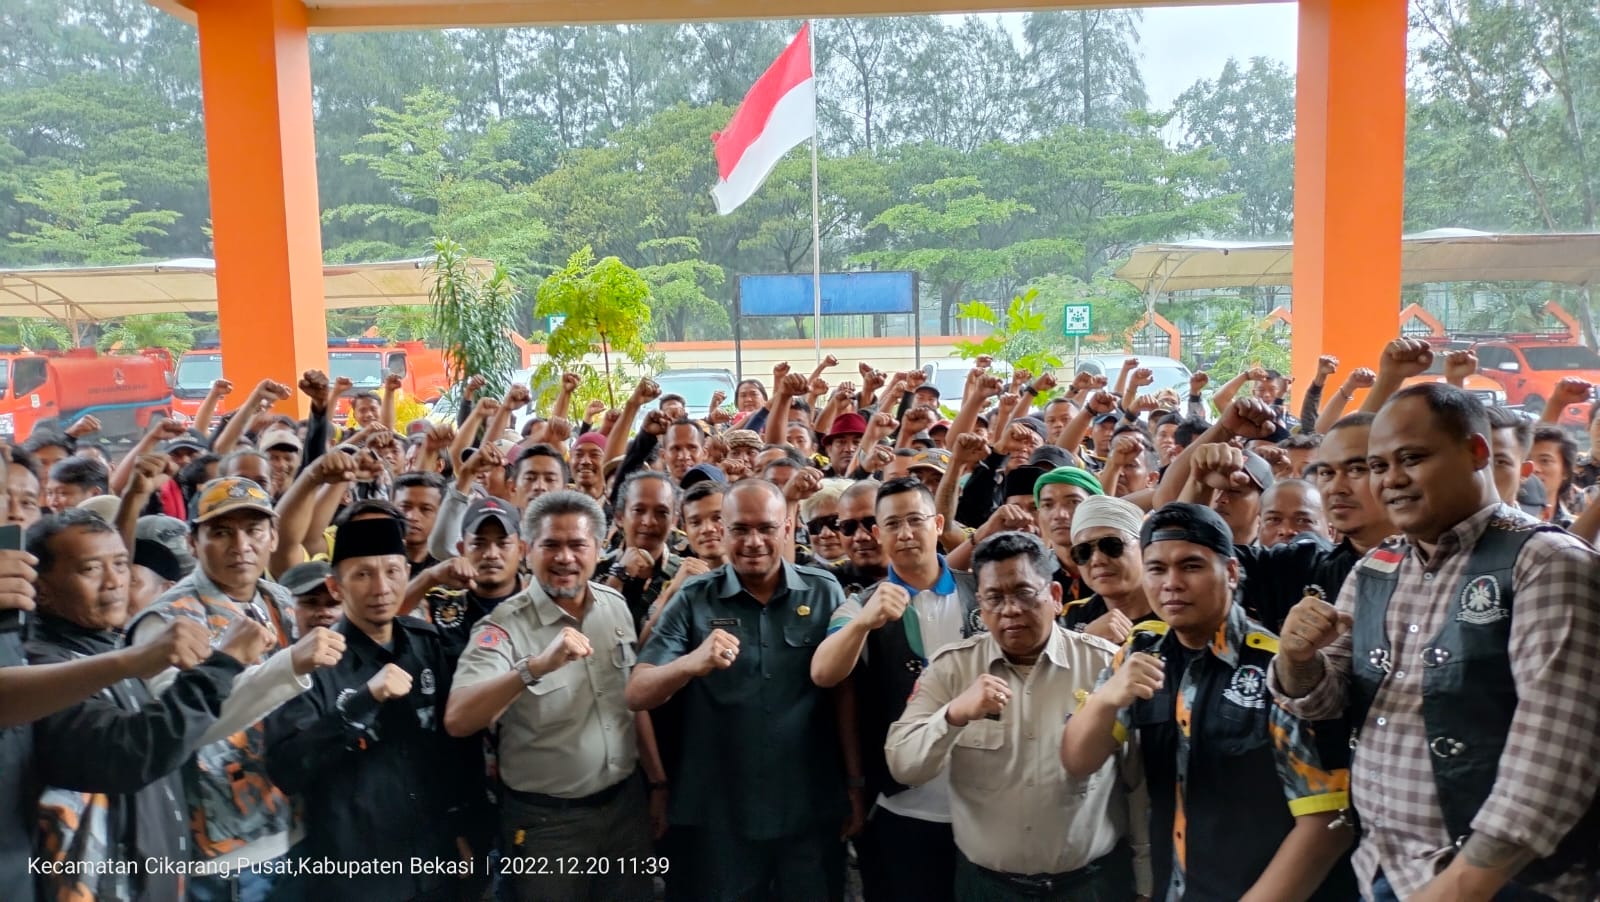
710, 618, 740, 630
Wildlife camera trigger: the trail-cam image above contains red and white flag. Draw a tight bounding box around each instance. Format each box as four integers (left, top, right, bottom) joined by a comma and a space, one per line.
711, 22, 815, 215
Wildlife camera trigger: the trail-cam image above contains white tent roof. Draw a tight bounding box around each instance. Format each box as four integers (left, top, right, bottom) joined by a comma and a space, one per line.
0, 257, 492, 321
1115, 229, 1600, 294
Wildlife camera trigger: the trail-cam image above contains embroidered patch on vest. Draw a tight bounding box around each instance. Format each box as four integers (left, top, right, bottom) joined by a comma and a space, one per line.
431, 601, 463, 628
1302, 584, 1327, 603
1457, 575, 1508, 625
1364, 547, 1404, 574
1223, 664, 1268, 709
420, 667, 436, 696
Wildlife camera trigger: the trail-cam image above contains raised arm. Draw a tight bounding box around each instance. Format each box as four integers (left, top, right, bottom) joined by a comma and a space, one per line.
1359, 337, 1430, 414
193, 378, 232, 438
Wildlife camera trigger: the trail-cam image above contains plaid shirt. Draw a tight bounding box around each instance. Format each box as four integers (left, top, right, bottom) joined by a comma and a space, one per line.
1269, 504, 1600, 900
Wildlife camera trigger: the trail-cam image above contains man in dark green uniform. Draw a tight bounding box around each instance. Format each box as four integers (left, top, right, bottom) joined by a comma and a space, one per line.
628, 479, 857, 902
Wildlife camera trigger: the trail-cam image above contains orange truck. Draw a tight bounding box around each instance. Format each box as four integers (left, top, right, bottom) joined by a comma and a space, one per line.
170, 339, 451, 422
1462, 332, 1600, 427
0, 348, 174, 441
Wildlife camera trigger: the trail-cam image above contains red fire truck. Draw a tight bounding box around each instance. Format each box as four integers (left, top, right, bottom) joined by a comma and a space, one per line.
0, 348, 174, 441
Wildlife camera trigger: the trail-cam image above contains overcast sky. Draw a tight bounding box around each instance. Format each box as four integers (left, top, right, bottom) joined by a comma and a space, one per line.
1134, 3, 1299, 108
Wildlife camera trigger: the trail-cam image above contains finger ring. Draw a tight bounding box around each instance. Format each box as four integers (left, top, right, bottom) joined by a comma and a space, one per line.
722, 649, 735, 660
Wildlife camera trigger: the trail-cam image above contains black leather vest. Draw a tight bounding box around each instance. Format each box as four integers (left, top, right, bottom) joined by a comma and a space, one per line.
1349, 519, 1598, 882
856, 571, 982, 800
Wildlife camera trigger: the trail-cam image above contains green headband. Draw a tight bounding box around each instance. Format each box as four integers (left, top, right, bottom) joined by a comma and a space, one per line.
1033, 466, 1104, 504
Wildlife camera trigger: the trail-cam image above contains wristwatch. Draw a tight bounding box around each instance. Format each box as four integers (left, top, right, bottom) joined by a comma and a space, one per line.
514, 656, 541, 687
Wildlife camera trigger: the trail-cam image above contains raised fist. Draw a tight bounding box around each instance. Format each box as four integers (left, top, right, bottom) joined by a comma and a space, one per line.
1279, 596, 1353, 664
383, 373, 404, 393
1550, 377, 1593, 408
1130, 368, 1155, 389
367, 662, 413, 702
562, 372, 582, 393
952, 433, 990, 468
1095, 650, 1164, 709
1317, 356, 1339, 378
1189, 372, 1210, 395
948, 674, 1012, 727
1346, 368, 1377, 390
1378, 338, 1434, 380
1219, 398, 1279, 440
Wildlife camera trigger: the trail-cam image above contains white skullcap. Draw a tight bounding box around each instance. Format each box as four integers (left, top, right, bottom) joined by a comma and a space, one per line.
1071, 494, 1145, 543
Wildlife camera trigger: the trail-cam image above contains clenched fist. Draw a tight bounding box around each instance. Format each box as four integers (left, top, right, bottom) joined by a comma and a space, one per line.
534, 626, 593, 675
367, 663, 413, 702
1378, 338, 1434, 380
861, 582, 910, 630
291, 626, 346, 676
217, 617, 276, 666
1094, 650, 1165, 709
1082, 609, 1134, 646
1279, 596, 1353, 664
134, 618, 213, 677
947, 674, 1012, 726
695, 628, 741, 675
1219, 398, 1279, 440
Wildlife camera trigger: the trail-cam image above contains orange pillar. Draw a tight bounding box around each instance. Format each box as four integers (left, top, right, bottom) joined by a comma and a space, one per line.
1291, 0, 1408, 396
194, 0, 326, 413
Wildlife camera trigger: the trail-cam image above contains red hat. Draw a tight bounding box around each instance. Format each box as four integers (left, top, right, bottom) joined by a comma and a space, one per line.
575, 431, 607, 449
825, 412, 868, 440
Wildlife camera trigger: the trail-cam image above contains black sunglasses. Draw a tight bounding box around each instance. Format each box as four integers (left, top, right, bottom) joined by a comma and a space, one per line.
806, 514, 840, 535
1070, 535, 1127, 566
838, 515, 877, 537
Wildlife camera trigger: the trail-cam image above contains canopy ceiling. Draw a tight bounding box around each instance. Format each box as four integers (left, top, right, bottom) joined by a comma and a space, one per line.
1114, 229, 1600, 295
0, 257, 488, 322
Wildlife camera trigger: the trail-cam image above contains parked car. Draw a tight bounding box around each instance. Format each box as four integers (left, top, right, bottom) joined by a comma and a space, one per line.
1072, 354, 1194, 395
920, 358, 1012, 412
1470, 334, 1600, 425
655, 368, 737, 418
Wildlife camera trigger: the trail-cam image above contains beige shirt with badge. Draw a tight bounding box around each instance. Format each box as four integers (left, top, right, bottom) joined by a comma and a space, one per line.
453, 579, 638, 798
886, 625, 1151, 888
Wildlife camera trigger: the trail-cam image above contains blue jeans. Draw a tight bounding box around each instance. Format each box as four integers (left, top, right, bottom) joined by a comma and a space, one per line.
187, 860, 278, 902
1371, 872, 1555, 902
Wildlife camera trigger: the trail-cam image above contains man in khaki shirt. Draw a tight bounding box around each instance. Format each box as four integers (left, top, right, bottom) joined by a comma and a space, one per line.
446, 490, 666, 902
887, 531, 1151, 900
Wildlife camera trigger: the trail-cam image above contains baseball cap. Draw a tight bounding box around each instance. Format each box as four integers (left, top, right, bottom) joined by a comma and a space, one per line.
575, 430, 608, 450
134, 515, 197, 582
193, 477, 275, 524
75, 495, 121, 522
908, 448, 952, 475
162, 431, 209, 454
1029, 446, 1077, 471
279, 560, 332, 596
931, 419, 953, 433
1516, 476, 1547, 517
462, 496, 520, 536
1092, 412, 1121, 427
258, 428, 303, 453
913, 383, 941, 399
1011, 416, 1047, 442
681, 462, 727, 489
825, 413, 868, 440
907, 431, 937, 449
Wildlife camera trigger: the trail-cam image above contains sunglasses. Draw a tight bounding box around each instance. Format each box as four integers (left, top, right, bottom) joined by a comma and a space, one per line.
837, 516, 877, 537
806, 514, 840, 535
1070, 535, 1128, 566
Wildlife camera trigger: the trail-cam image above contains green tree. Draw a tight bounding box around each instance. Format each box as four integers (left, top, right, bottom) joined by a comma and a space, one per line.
96, 313, 196, 353
953, 289, 1065, 393
1021, 10, 1147, 132
1192, 300, 1291, 379
0, 319, 73, 351
636, 237, 730, 341
853, 176, 1031, 334
372, 305, 434, 341
1170, 57, 1296, 238
428, 237, 520, 398
531, 247, 659, 407
1028, 272, 1147, 351
9, 170, 180, 265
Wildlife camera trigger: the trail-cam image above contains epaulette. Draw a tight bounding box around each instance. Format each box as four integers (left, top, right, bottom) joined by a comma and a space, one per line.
1123, 620, 1170, 646
929, 632, 988, 663
1244, 630, 1279, 655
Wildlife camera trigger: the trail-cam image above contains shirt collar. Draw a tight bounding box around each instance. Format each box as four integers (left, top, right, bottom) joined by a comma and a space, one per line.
1413, 502, 1509, 567
886, 555, 958, 596
528, 581, 591, 628
717, 559, 805, 599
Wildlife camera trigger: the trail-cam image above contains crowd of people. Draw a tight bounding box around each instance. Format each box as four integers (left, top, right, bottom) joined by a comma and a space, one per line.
1, 337, 1597, 902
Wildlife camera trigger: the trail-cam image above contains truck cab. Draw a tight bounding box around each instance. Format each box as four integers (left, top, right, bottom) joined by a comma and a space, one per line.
0, 349, 173, 441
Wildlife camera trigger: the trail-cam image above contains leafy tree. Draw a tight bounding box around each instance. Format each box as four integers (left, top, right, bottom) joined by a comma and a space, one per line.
952, 289, 1064, 402
428, 237, 520, 398
1170, 57, 1296, 238
96, 313, 196, 353
1191, 299, 1291, 378
1028, 272, 1147, 350
531, 247, 659, 407
1021, 10, 1147, 132
0, 319, 73, 351
853, 176, 1030, 334
636, 237, 730, 341
372, 306, 435, 342
9, 170, 180, 265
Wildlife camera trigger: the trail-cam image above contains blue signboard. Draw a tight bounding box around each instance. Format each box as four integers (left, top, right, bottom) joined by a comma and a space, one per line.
737, 271, 916, 317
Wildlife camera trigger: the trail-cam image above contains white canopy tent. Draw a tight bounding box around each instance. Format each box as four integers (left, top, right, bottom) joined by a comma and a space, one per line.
1114, 228, 1600, 295
0, 257, 490, 335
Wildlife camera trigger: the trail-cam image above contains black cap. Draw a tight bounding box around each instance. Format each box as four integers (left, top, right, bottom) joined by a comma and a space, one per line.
462, 496, 520, 536
1003, 465, 1047, 500
1029, 446, 1076, 471
331, 517, 407, 565
279, 560, 332, 596
681, 463, 727, 489
1141, 502, 1235, 558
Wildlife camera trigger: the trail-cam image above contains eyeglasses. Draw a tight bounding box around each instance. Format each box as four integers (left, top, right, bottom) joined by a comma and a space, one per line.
879, 514, 932, 534
806, 514, 840, 535
1070, 536, 1127, 566
837, 516, 876, 537
977, 585, 1049, 612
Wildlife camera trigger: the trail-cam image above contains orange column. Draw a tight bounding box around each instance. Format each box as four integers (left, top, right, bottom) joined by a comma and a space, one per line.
194, 0, 326, 414
1291, 0, 1408, 397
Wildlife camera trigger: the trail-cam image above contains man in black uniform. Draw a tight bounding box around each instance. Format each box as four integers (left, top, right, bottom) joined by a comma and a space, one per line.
265, 516, 482, 901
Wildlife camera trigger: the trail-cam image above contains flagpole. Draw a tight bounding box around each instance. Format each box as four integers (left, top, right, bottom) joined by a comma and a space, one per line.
808, 20, 823, 366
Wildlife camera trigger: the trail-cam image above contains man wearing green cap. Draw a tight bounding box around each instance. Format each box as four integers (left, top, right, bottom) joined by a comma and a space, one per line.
1034, 466, 1103, 623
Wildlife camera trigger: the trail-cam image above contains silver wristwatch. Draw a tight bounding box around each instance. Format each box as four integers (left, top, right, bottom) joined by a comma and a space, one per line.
515, 656, 541, 687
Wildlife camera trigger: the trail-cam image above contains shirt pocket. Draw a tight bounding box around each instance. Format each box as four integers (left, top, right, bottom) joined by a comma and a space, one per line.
951, 720, 1010, 791
1210, 699, 1270, 757
525, 667, 582, 728
611, 639, 638, 671
783, 619, 824, 651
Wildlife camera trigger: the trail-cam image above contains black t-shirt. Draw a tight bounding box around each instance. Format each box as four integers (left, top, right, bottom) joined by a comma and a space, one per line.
1060, 594, 1162, 633
1233, 534, 1359, 633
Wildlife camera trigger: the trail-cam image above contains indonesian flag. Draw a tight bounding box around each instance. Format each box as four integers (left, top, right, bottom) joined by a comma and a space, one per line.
711, 22, 815, 215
